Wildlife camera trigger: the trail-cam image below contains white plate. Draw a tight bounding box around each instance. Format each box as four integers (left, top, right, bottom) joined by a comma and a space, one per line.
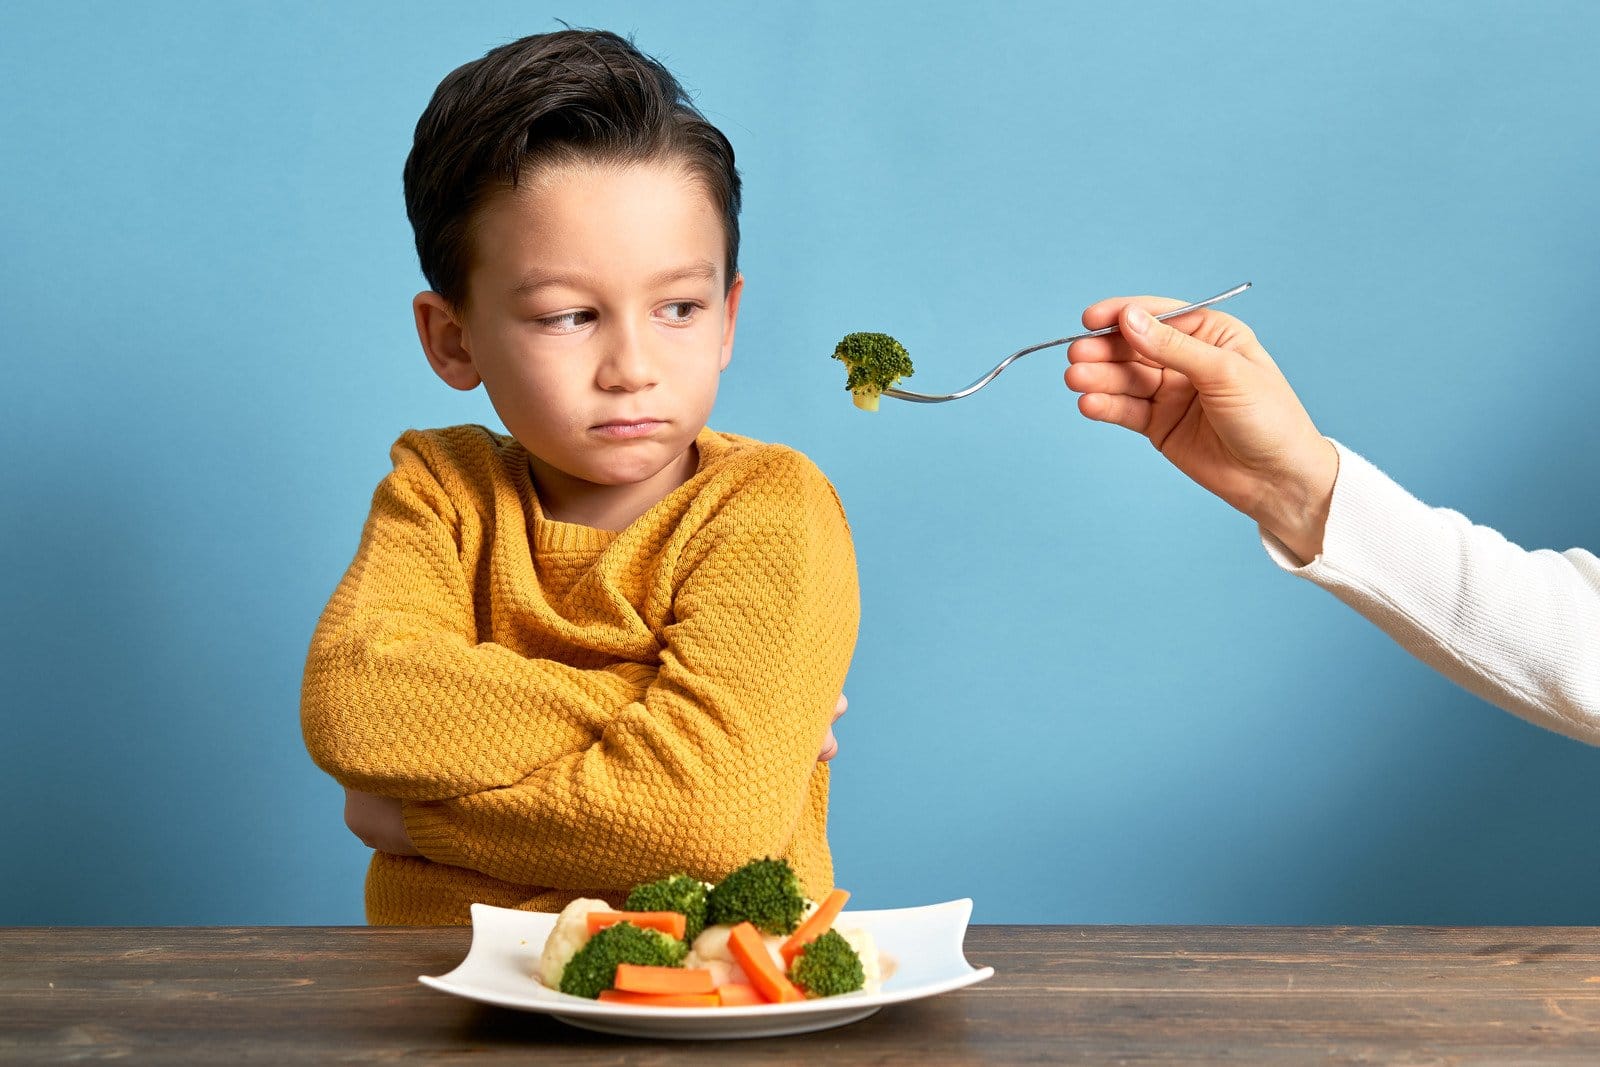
419, 898, 994, 1040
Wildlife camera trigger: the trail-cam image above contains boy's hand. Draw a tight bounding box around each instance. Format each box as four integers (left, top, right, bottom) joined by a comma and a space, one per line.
1065, 298, 1339, 564
819, 693, 847, 762
343, 788, 422, 856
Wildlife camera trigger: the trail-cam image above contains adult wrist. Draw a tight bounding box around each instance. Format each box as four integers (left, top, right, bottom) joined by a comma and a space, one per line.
1256, 436, 1339, 565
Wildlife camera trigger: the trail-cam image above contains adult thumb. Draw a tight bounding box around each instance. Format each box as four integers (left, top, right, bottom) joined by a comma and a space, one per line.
1120, 305, 1233, 390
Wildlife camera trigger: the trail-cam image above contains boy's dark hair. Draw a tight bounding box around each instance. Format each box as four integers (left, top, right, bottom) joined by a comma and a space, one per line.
404, 29, 742, 308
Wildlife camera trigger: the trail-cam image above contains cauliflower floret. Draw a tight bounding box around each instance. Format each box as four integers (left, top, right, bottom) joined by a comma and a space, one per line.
536, 897, 612, 989
837, 926, 896, 995
686, 922, 786, 988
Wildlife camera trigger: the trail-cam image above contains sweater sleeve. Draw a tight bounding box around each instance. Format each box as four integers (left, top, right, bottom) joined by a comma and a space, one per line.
398, 451, 860, 888
1260, 439, 1600, 741
300, 435, 657, 801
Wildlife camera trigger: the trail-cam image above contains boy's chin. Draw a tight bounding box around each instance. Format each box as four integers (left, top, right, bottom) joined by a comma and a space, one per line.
525, 430, 699, 492
574, 450, 689, 488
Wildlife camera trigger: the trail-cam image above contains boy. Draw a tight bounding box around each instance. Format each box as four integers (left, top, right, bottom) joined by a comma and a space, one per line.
300, 29, 859, 924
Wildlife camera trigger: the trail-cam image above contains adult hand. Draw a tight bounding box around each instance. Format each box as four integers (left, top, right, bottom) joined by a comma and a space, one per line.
1064, 298, 1340, 564
819, 693, 847, 762
343, 788, 422, 856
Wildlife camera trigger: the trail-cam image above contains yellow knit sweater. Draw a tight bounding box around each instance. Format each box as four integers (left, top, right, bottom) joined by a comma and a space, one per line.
301, 424, 859, 925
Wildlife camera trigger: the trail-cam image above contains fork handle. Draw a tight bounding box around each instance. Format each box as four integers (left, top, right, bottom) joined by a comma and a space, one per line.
882, 281, 1252, 403
1048, 281, 1254, 347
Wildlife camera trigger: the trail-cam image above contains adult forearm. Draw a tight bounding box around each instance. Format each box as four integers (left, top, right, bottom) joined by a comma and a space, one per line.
1265, 442, 1600, 740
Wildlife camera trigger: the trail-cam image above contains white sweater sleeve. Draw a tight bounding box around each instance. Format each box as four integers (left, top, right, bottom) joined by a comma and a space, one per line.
1260, 439, 1600, 742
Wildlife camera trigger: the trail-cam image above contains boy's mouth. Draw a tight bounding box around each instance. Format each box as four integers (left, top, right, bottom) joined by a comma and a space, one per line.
592, 418, 667, 440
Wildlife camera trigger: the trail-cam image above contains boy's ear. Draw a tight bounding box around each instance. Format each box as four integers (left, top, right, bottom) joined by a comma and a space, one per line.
719, 273, 744, 373
413, 292, 482, 391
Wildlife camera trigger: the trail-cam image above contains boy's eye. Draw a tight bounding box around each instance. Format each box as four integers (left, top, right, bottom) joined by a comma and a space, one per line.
537, 310, 595, 332
659, 301, 699, 323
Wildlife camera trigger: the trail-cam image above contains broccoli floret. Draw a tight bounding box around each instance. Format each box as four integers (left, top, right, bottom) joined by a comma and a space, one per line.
624, 874, 709, 942
557, 921, 688, 999
832, 332, 914, 411
706, 857, 807, 936
788, 929, 865, 997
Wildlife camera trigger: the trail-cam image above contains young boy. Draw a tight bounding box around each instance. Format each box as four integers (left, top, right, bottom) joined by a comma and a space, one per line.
300, 29, 859, 925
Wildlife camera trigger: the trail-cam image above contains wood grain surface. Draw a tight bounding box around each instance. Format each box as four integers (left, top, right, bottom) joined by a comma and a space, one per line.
7, 925, 1600, 1064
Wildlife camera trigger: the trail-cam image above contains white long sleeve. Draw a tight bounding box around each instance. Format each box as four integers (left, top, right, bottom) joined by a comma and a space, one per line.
1260, 440, 1600, 742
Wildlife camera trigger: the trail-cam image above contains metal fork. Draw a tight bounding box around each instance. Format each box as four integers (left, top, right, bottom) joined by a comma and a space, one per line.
882, 281, 1253, 404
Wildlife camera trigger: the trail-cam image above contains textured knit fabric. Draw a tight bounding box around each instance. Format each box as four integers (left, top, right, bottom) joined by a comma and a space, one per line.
1261, 439, 1600, 741
302, 424, 859, 924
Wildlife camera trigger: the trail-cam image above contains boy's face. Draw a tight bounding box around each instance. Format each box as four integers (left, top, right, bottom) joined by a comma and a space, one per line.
422, 160, 740, 496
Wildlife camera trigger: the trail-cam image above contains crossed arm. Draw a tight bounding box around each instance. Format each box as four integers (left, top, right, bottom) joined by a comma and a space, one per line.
345, 693, 849, 855
305, 442, 860, 879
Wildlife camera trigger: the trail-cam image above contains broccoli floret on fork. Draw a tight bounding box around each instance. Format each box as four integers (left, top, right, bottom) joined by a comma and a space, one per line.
832, 332, 914, 411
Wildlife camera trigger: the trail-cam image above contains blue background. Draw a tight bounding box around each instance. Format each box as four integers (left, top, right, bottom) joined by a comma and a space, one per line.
4, 1, 1598, 925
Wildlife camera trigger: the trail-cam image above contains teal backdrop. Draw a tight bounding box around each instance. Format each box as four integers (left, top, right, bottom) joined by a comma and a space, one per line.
4, 1, 1598, 925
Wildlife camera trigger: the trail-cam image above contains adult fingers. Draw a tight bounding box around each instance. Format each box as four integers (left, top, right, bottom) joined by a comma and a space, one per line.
1066, 335, 1121, 364
1083, 296, 1252, 364
1117, 305, 1240, 391
1077, 391, 1152, 434
1081, 294, 1192, 332
1071, 298, 1208, 369
1066, 335, 1167, 374
1064, 359, 1163, 400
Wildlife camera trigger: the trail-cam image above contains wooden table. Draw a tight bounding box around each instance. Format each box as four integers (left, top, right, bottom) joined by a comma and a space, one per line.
7, 925, 1600, 1063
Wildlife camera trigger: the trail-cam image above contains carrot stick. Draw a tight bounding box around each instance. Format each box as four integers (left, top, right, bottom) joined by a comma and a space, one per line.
727, 921, 803, 1004
613, 964, 716, 995
716, 982, 764, 1007
598, 989, 720, 1008
781, 888, 851, 966
584, 910, 687, 940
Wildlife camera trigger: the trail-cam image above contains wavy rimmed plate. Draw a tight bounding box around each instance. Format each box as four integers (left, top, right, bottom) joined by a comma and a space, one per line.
419, 898, 994, 1039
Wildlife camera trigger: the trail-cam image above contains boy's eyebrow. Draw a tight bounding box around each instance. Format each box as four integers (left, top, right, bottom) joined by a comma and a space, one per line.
512, 260, 719, 296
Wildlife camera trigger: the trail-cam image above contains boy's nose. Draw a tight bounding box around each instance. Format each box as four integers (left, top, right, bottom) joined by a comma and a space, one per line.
596, 324, 658, 392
